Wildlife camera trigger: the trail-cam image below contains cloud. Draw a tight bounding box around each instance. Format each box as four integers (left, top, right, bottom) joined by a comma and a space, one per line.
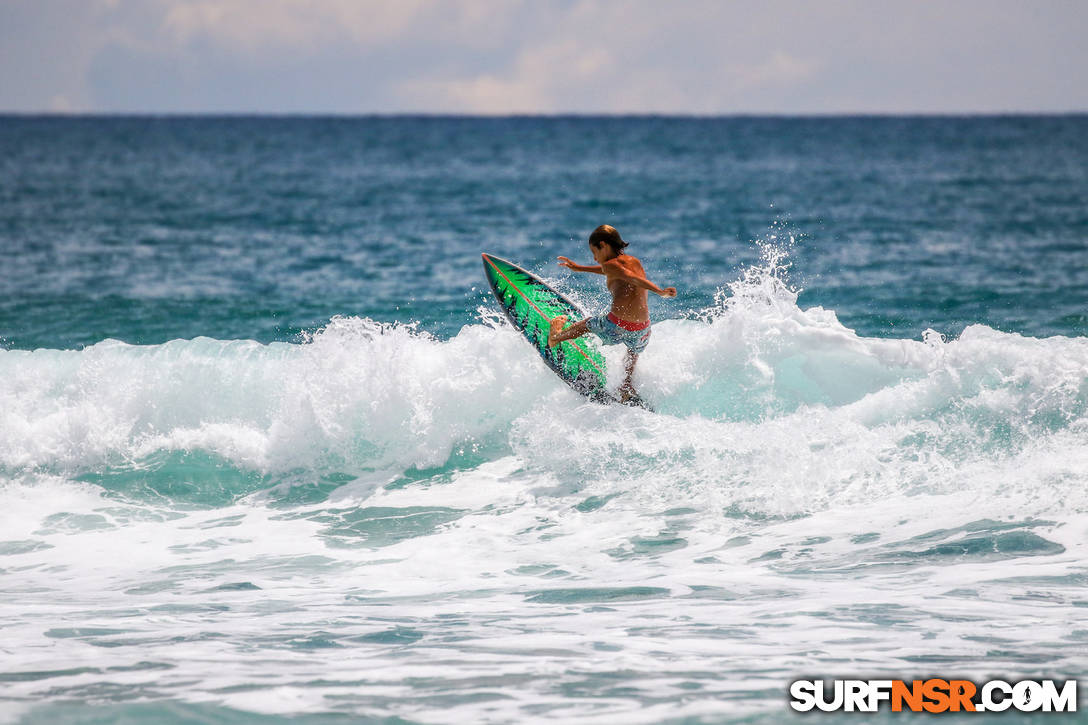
730, 53, 820, 93
398, 35, 617, 113
160, 0, 433, 52
393, 2, 823, 113
1, 0, 1086, 113
48, 94, 74, 112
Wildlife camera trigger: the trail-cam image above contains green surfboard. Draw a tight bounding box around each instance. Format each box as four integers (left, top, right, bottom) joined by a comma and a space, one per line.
481, 253, 611, 403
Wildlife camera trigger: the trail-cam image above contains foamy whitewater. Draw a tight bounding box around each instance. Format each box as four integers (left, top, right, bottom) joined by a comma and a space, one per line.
3, 246, 1088, 723
3, 115, 1087, 723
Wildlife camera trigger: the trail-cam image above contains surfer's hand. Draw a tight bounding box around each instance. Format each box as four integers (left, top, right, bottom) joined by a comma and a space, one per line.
661, 287, 677, 298
557, 256, 575, 269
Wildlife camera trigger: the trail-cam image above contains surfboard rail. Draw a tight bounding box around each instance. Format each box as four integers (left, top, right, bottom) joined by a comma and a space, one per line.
481, 253, 611, 403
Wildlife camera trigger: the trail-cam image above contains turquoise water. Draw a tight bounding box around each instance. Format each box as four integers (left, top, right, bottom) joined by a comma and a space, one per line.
1, 116, 1087, 723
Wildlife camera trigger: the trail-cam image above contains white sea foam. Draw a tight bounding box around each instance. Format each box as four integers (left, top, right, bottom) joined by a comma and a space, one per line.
3, 251, 1088, 723
2, 246, 1087, 519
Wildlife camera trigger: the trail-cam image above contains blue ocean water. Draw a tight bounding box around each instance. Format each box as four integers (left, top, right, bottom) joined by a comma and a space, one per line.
1, 115, 1087, 723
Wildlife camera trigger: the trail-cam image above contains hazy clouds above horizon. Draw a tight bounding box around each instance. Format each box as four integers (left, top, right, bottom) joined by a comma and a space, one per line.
2, 0, 1086, 114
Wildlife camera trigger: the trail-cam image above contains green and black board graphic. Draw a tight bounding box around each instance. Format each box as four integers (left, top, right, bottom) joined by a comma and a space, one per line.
481, 253, 611, 403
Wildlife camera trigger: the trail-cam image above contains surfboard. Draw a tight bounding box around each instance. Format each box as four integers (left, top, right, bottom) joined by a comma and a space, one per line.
481, 253, 614, 403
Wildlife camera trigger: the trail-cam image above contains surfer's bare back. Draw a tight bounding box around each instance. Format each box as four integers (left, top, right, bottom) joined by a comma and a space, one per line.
547, 224, 676, 403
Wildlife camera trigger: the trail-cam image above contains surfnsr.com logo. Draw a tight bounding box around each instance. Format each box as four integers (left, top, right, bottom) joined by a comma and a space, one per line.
789, 679, 1077, 713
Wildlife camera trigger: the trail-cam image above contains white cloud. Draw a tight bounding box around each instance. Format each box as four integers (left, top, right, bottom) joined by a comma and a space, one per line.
48, 94, 75, 112
393, 2, 823, 114
160, 0, 433, 51
728, 52, 820, 93
400, 35, 618, 113
1, 0, 1086, 113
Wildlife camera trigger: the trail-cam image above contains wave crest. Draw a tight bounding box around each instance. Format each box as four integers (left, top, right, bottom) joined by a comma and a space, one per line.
3, 248, 1087, 514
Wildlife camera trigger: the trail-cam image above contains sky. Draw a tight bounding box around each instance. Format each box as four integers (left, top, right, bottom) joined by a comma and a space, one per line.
1, 0, 1086, 114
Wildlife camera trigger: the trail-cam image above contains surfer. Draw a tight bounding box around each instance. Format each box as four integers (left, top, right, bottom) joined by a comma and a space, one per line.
548, 225, 676, 403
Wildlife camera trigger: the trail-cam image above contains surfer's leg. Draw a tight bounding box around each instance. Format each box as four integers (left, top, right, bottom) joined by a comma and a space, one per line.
618, 349, 638, 402
548, 316, 589, 347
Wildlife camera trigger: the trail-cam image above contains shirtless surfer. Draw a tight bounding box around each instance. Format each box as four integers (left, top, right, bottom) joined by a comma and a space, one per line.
547, 225, 676, 403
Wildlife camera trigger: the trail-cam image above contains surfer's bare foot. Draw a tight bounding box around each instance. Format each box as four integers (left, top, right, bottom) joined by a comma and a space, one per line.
548, 315, 568, 347
618, 383, 636, 403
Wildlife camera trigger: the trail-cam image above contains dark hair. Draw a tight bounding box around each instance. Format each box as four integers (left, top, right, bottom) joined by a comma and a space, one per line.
588, 224, 628, 251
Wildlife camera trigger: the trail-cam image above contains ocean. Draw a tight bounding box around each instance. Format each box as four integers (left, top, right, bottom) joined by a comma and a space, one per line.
1, 115, 1087, 723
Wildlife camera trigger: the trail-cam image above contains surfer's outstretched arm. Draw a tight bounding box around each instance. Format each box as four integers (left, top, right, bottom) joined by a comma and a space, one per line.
601, 260, 677, 297
557, 256, 604, 275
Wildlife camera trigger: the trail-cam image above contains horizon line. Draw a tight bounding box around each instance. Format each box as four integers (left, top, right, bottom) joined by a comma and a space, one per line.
2, 110, 1087, 120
